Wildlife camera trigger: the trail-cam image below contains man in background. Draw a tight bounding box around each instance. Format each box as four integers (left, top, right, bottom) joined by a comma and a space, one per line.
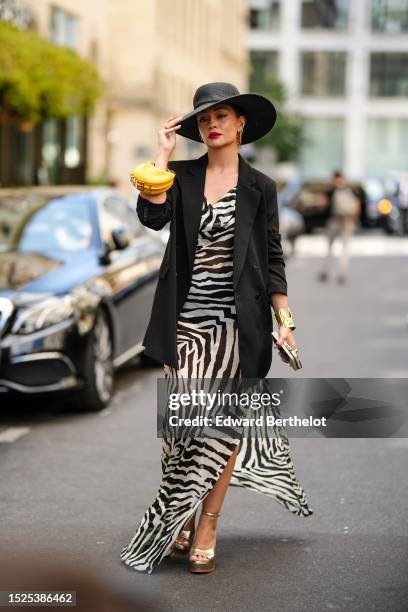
317, 170, 361, 285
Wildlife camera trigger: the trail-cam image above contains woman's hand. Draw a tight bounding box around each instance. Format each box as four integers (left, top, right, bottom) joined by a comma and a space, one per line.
158, 115, 183, 154
273, 327, 298, 364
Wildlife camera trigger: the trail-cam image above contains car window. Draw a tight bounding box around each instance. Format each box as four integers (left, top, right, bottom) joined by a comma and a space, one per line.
100, 196, 144, 249
3, 194, 94, 253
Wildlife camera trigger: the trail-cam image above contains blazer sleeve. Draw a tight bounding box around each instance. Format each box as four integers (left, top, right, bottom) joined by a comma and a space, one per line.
265, 179, 288, 296
136, 161, 178, 230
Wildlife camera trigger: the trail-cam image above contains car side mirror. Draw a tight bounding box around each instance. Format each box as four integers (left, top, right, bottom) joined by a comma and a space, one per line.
99, 241, 112, 265
111, 227, 131, 250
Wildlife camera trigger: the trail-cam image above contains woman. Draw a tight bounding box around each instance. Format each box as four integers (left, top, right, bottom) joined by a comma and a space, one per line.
120, 82, 313, 575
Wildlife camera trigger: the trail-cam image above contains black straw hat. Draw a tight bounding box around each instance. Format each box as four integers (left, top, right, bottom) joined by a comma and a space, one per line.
177, 82, 277, 145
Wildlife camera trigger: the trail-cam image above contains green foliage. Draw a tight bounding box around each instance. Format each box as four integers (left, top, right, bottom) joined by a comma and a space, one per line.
85, 175, 111, 186
251, 74, 308, 162
0, 21, 104, 122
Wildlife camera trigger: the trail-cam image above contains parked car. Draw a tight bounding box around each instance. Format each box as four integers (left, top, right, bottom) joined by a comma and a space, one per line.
363, 176, 400, 234
0, 187, 165, 411
277, 180, 305, 256
129, 190, 170, 246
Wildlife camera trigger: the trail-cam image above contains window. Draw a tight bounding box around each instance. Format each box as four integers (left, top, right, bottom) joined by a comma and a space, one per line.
42, 119, 60, 184
249, 0, 280, 30
371, 0, 408, 32
301, 0, 349, 30
50, 6, 78, 49
298, 118, 345, 179
100, 196, 143, 250
64, 115, 82, 169
250, 50, 279, 90
301, 52, 347, 96
18, 196, 94, 253
366, 118, 408, 174
370, 53, 408, 96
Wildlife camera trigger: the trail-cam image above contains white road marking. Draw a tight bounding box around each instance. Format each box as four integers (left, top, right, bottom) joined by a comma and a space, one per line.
294, 235, 408, 257
0, 427, 30, 443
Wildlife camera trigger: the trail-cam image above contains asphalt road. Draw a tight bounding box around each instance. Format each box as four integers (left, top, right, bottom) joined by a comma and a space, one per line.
1, 233, 407, 612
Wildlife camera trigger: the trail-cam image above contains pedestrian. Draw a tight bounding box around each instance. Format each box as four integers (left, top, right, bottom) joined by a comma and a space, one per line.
317, 170, 360, 284
397, 172, 408, 236
120, 82, 313, 575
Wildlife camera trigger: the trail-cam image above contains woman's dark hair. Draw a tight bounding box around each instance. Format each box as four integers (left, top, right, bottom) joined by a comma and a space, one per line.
230, 103, 246, 119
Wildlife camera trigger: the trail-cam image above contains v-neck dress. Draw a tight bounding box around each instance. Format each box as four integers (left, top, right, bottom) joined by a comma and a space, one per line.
120, 187, 313, 574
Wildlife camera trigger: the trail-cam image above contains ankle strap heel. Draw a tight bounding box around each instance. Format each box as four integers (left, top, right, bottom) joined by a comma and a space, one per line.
189, 510, 221, 573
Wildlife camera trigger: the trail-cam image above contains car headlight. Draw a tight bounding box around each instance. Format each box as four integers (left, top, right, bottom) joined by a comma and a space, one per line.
11, 296, 74, 335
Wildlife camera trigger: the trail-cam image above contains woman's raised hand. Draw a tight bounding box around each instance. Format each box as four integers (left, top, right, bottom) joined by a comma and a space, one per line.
158, 115, 183, 154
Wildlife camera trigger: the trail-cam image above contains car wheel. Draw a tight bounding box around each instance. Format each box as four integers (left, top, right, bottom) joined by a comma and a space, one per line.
77, 308, 114, 411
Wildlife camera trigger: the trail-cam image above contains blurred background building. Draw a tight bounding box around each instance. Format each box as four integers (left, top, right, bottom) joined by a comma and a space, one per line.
0, 0, 248, 191
248, 0, 408, 180
0, 0, 407, 189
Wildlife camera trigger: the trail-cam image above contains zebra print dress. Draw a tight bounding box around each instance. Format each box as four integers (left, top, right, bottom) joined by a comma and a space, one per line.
120, 187, 313, 574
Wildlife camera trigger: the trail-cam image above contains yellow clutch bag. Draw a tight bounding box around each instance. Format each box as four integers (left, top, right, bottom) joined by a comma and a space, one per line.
130, 161, 175, 195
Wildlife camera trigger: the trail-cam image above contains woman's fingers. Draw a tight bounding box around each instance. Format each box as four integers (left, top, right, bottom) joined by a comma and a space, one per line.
165, 115, 183, 126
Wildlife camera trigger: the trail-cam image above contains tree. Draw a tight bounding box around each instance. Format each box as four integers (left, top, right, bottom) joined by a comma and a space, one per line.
250, 73, 307, 163
0, 21, 104, 123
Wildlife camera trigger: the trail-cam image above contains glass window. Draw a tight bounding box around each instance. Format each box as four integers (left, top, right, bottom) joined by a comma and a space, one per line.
370, 53, 408, 96
100, 196, 144, 249
50, 6, 78, 49
366, 118, 408, 175
301, 51, 347, 96
42, 119, 60, 185
371, 0, 408, 32
249, 0, 280, 30
298, 117, 345, 179
301, 0, 349, 30
15, 127, 34, 186
17, 195, 94, 253
64, 115, 82, 169
250, 50, 279, 90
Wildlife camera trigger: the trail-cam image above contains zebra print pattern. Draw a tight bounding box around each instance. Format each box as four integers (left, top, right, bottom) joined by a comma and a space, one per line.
120, 188, 313, 574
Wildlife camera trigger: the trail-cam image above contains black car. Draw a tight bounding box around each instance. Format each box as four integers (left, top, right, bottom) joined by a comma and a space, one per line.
0, 187, 165, 410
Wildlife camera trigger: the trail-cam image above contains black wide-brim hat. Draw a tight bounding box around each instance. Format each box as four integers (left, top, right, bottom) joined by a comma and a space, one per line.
178, 82, 277, 145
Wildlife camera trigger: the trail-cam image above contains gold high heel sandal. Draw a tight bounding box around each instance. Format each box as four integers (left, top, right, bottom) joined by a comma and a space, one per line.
172, 513, 196, 554
189, 510, 221, 574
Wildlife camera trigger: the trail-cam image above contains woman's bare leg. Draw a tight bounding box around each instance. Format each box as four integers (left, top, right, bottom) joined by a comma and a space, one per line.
190, 443, 239, 561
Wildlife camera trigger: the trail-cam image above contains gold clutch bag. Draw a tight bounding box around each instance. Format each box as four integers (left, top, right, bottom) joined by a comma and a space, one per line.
271, 331, 303, 371
130, 161, 175, 195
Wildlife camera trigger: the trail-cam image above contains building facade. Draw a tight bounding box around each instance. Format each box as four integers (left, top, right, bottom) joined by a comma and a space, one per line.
248, 0, 408, 180
6, 0, 248, 191
104, 0, 248, 192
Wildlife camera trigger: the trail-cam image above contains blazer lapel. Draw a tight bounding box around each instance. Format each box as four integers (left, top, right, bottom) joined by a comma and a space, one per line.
234, 154, 262, 290
181, 151, 261, 290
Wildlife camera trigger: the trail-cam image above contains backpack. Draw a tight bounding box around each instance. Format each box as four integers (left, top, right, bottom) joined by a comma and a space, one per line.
332, 187, 359, 217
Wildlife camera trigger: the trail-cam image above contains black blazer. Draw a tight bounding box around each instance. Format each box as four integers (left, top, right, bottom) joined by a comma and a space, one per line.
137, 151, 288, 378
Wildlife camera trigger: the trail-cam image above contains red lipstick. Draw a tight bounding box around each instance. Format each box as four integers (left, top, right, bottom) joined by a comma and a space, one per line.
209, 132, 221, 139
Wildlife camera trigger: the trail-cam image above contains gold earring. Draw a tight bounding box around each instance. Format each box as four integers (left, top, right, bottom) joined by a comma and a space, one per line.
236, 125, 244, 145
